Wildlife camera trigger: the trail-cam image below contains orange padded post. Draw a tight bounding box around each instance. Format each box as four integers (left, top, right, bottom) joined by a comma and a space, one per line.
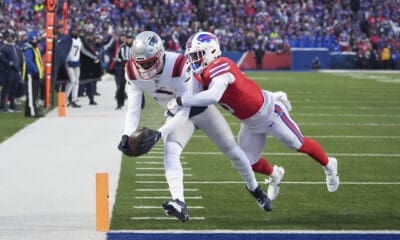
96, 173, 110, 232
57, 92, 66, 117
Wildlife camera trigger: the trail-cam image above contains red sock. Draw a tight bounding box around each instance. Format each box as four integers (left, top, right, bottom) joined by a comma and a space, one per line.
298, 137, 329, 166
252, 157, 274, 176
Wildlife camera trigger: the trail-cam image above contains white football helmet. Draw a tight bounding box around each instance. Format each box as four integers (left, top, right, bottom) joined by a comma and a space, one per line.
185, 32, 221, 74
132, 31, 165, 79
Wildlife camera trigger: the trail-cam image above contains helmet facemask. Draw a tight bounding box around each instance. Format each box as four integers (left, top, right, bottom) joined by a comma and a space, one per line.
187, 50, 205, 74
134, 51, 164, 80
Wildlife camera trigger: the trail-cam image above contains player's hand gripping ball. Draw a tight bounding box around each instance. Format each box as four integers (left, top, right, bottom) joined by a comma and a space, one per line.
128, 127, 161, 156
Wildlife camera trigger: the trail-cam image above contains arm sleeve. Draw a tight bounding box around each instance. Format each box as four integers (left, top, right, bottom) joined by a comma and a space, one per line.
123, 80, 143, 135
181, 72, 234, 106
103, 37, 115, 51
80, 42, 97, 60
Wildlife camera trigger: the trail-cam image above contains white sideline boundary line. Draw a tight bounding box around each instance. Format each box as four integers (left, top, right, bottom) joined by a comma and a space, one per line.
109, 229, 400, 234
135, 180, 400, 185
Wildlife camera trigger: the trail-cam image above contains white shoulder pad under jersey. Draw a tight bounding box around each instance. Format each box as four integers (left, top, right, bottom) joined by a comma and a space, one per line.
125, 51, 193, 108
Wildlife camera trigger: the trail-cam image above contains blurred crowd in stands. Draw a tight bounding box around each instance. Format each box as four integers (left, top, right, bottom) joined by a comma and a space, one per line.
0, 0, 398, 91
1, 0, 399, 69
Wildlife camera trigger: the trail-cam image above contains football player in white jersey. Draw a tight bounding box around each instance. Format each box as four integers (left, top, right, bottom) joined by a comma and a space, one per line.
172, 32, 339, 201
65, 27, 98, 107
117, 31, 272, 221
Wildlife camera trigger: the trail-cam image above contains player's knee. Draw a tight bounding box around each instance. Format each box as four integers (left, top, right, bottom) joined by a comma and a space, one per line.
280, 135, 302, 150
218, 138, 237, 154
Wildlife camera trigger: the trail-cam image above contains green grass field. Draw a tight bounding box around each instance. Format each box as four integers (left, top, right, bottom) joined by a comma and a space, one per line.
110, 71, 400, 230
3, 72, 397, 231
0, 110, 36, 143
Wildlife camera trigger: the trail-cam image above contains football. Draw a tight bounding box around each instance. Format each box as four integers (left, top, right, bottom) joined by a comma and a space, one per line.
127, 128, 151, 156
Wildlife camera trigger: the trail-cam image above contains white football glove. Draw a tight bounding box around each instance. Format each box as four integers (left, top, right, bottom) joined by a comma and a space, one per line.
272, 91, 292, 112
166, 98, 181, 116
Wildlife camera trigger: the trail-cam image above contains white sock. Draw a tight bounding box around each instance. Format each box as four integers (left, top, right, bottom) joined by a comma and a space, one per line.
65, 82, 73, 101
270, 165, 279, 178
72, 83, 79, 102
164, 141, 185, 202
324, 157, 336, 174
225, 145, 258, 191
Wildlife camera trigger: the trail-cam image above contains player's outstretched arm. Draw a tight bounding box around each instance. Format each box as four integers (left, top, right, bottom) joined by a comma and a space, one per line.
178, 73, 232, 107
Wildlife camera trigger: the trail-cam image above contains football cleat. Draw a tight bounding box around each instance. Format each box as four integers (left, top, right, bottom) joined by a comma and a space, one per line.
265, 165, 285, 201
68, 101, 81, 108
162, 199, 189, 222
324, 157, 339, 192
247, 185, 272, 211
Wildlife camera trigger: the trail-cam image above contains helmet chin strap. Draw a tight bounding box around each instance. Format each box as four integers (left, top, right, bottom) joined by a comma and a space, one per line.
157, 54, 166, 75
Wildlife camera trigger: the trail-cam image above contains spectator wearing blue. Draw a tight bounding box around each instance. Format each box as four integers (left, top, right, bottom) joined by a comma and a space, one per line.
0, 29, 24, 112
22, 31, 44, 117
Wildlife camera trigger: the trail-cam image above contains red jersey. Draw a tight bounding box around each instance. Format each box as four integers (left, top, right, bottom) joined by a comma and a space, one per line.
197, 57, 264, 119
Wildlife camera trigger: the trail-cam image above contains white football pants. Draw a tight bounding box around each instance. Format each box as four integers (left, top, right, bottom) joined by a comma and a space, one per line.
238, 91, 303, 165
65, 66, 80, 102
163, 105, 258, 202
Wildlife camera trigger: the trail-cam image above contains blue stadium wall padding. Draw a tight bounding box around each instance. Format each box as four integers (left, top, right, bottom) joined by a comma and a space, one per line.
107, 232, 400, 240
330, 52, 358, 69
291, 48, 330, 70
221, 51, 243, 64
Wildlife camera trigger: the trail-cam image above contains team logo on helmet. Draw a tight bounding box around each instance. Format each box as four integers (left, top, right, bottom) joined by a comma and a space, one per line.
149, 35, 158, 46
197, 33, 216, 42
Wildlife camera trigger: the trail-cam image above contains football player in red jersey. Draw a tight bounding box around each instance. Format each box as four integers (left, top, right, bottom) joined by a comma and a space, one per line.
174, 32, 339, 200
118, 31, 272, 221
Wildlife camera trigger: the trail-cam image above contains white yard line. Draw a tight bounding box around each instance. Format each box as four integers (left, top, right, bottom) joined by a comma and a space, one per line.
172, 151, 400, 157
135, 189, 198, 192
228, 122, 400, 126
136, 156, 164, 159
134, 205, 204, 209
190, 135, 400, 139
134, 196, 202, 199
222, 113, 400, 118
131, 217, 206, 220
135, 180, 400, 185
135, 174, 193, 177
136, 161, 188, 164
136, 167, 191, 170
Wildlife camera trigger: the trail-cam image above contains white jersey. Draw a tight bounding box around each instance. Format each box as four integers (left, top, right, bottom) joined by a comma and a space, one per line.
66, 37, 82, 62
123, 51, 203, 137
66, 37, 97, 63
